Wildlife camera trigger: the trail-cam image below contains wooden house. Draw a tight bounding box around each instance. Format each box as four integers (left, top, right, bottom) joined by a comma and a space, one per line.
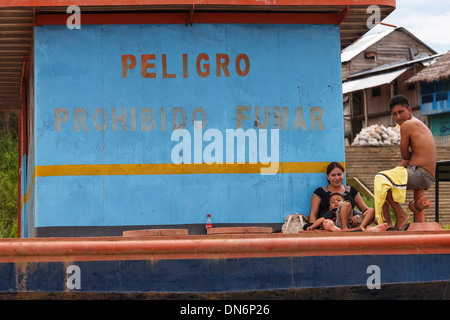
341, 27, 438, 143
406, 51, 450, 146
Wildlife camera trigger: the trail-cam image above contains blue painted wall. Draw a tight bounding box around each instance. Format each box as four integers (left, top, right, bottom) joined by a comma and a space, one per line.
31, 23, 343, 235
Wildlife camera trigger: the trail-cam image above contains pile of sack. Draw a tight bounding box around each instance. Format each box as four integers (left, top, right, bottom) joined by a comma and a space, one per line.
351, 124, 400, 146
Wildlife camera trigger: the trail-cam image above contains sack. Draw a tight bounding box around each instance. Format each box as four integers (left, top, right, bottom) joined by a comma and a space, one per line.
281, 213, 309, 234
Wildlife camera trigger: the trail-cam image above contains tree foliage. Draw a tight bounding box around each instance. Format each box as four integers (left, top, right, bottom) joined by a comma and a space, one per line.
0, 112, 18, 238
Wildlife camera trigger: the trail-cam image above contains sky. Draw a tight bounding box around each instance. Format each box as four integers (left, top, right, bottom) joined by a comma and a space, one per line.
368, 0, 450, 54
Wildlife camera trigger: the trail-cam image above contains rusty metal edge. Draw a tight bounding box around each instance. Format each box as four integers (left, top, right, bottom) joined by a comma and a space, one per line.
0, 231, 450, 263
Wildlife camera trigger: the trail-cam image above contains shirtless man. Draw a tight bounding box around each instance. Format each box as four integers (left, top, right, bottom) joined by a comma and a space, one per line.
383, 95, 436, 230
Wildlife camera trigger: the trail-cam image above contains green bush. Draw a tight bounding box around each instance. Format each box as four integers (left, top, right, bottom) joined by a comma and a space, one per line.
0, 112, 18, 238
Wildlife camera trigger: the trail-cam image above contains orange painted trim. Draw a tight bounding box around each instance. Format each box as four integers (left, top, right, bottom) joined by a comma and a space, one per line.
0, 232, 449, 263
36, 12, 345, 25
33, 162, 336, 177
1, 0, 396, 9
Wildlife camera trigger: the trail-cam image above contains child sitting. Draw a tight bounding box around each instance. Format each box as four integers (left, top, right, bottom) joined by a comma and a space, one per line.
308, 193, 388, 232
306, 193, 347, 230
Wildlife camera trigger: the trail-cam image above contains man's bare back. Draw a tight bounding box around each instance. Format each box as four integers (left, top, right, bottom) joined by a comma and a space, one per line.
391, 102, 436, 175
400, 116, 436, 175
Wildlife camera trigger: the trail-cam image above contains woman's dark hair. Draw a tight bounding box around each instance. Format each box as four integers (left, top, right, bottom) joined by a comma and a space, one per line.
326, 162, 345, 175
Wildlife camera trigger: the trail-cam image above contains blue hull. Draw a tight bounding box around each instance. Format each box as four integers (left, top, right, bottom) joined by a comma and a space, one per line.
1, 232, 450, 299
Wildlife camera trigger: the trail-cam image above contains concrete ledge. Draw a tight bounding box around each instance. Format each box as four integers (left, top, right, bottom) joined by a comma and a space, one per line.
123, 229, 189, 237
207, 227, 273, 235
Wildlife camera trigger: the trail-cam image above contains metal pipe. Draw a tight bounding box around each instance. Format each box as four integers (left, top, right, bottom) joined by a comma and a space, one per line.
0, 233, 449, 263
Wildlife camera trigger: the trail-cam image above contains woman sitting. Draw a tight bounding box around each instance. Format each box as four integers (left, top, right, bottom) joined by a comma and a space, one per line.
306, 162, 387, 232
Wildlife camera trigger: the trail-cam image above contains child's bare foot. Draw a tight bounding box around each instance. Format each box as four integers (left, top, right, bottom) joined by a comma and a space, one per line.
365, 223, 388, 232
323, 220, 342, 232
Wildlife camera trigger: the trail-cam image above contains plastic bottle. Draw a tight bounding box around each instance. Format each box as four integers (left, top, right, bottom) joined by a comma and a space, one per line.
206, 214, 213, 230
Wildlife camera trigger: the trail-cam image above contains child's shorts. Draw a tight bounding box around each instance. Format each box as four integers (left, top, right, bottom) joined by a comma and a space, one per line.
335, 200, 364, 229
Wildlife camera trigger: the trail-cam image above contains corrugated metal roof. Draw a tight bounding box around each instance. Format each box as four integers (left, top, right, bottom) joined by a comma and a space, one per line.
0, 1, 396, 111
341, 28, 394, 63
347, 53, 444, 79
420, 101, 450, 116
421, 109, 450, 116
0, 7, 34, 111
342, 67, 409, 94
341, 27, 438, 63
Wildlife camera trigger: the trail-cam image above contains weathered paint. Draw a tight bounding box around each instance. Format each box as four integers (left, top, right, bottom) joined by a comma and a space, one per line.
26, 22, 343, 236
2, 254, 449, 294
1, 0, 398, 8
0, 233, 449, 299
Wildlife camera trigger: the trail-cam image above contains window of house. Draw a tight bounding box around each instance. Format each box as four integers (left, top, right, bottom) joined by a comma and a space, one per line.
393, 79, 398, 96
352, 91, 363, 116
421, 82, 433, 95
407, 83, 415, 91
372, 87, 381, 97
434, 80, 446, 92
422, 94, 433, 104
436, 91, 448, 101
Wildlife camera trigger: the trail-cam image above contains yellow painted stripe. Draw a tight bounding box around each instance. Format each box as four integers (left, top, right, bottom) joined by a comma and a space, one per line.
34, 162, 345, 177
